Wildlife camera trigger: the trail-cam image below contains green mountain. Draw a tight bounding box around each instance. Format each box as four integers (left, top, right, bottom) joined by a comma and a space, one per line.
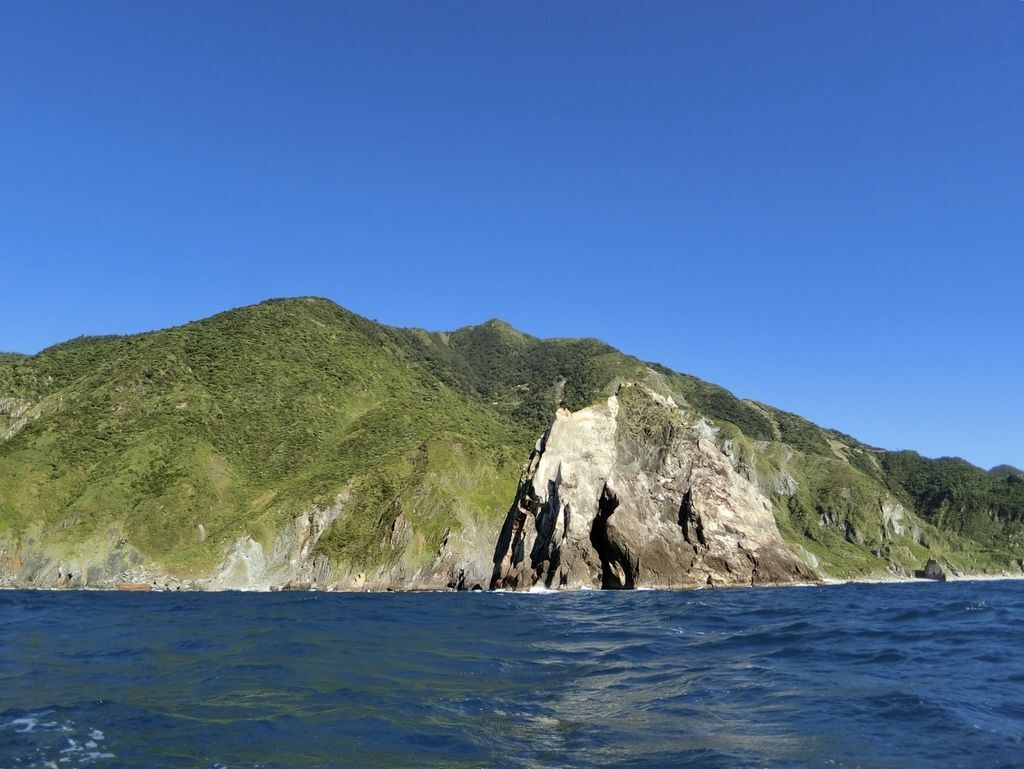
1, 297, 1021, 589
991, 465, 1024, 479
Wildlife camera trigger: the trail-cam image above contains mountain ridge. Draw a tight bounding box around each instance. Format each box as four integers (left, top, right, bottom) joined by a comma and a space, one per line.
2, 296, 1021, 590
2, 299, 1014, 471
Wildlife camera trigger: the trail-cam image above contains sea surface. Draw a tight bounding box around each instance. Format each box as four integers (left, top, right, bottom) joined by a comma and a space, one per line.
2, 581, 1023, 769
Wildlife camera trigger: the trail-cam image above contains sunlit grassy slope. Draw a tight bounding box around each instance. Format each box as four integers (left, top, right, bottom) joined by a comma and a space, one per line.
2, 297, 1021, 578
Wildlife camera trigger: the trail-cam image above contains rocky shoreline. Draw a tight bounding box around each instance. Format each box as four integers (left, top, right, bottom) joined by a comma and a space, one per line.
5, 571, 1024, 593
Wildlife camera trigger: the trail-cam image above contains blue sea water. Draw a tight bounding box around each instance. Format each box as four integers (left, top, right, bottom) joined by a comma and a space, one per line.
1, 581, 1023, 769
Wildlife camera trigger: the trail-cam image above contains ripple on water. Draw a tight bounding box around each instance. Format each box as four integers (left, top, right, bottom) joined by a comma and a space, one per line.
2, 581, 1024, 769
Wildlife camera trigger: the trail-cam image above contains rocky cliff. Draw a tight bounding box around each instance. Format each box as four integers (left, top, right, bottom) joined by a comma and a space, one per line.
2, 298, 1021, 591
492, 384, 816, 590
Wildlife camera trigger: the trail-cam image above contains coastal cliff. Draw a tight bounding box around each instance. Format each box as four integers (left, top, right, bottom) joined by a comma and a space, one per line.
492, 386, 815, 590
2, 298, 1022, 591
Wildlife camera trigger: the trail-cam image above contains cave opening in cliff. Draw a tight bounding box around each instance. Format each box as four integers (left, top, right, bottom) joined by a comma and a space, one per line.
590, 484, 635, 589
678, 489, 705, 548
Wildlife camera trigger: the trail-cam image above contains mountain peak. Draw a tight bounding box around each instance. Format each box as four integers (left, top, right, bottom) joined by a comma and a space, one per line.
991, 464, 1024, 478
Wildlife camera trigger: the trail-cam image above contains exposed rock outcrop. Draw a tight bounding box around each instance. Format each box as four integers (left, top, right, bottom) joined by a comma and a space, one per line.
0, 396, 38, 443
915, 558, 947, 581
0, 527, 159, 589
207, 493, 348, 589
491, 385, 817, 590
324, 514, 496, 592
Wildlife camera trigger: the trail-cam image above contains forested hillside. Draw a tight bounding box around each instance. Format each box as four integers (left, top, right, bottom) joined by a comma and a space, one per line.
1, 297, 1020, 587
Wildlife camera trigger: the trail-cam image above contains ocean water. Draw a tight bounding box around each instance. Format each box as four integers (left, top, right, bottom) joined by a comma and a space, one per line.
1, 581, 1023, 769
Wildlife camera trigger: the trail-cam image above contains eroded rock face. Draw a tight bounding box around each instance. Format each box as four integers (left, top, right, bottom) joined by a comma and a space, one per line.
491, 385, 817, 590
207, 493, 348, 590
0, 534, 189, 591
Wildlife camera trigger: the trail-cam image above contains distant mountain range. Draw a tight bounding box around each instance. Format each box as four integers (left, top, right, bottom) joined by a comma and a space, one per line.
1, 298, 1021, 590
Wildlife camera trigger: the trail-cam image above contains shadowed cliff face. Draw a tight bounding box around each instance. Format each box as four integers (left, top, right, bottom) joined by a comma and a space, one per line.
491, 385, 818, 590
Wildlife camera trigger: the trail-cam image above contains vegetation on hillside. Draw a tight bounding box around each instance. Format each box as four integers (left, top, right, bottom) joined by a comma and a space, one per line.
2, 296, 1020, 579
879, 452, 1024, 546
991, 464, 1024, 479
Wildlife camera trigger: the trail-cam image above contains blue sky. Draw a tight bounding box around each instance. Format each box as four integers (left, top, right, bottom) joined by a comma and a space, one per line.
2, 1, 1021, 469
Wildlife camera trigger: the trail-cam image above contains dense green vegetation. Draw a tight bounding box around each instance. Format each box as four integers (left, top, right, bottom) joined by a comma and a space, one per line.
646, 363, 775, 441
2, 296, 1021, 579
879, 452, 1024, 545
0, 299, 527, 573
991, 464, 1024, 479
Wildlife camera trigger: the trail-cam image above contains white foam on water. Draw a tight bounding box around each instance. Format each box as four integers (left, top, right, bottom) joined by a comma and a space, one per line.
7, 717, 39, 733
2, 712, 115, 767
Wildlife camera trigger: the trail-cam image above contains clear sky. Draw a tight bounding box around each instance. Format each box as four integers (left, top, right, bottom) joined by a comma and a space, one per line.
2, 1, 1022, 470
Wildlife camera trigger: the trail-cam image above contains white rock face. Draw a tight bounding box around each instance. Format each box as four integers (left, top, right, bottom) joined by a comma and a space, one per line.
0, 396, 38, 442
773, 470, 799, 497
207, 494, 347, 590
214, 535, 268, 589
492, 385, 816, 590
881, 500, 906, 537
